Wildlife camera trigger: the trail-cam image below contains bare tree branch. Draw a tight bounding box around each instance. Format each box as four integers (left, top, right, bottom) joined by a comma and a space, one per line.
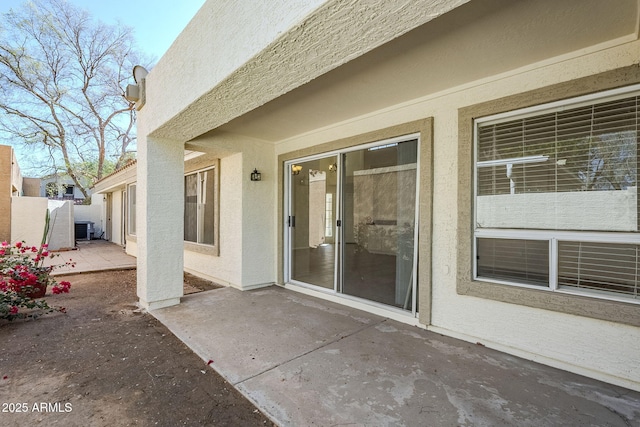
0, 0, 151, 197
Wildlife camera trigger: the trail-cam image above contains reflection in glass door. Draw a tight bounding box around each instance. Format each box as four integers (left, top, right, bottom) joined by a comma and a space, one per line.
289, 156, 338, 290
342, 140, 418, 309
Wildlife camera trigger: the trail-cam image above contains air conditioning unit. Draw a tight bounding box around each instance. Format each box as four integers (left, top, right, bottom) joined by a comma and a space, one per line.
75, 221, 95, 241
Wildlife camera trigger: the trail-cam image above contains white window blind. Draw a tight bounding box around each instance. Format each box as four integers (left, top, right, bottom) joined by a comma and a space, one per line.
184, 167, 216, 245
184, 173, 198, 242
477, 238, 549, 286
478, 96, 637, 198
558, 241, 639, 298
475, 88, 640, 302
128, 184, 136, 235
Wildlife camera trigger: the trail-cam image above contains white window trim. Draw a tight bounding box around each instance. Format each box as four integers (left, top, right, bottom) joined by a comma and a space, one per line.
475, 83, 640, 126
283, 133, 422, 316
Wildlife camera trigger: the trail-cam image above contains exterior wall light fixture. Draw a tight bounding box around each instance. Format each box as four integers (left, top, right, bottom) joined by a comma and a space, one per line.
250, 168, 262, 181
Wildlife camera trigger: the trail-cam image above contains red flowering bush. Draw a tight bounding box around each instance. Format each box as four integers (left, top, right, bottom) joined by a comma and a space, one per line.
0, 240, 74, 321
0, 290, 63, 321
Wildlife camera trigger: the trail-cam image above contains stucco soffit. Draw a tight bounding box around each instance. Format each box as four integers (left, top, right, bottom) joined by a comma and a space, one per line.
150, 0, 469, 141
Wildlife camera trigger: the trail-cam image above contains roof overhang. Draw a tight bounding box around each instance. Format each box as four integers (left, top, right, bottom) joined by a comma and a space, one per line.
143, 0, 469, 141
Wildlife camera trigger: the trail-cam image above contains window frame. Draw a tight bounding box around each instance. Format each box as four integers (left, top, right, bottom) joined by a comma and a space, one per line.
127, 183, 136, 236
183, 161, 220, 256
457, 65, 640, 327
472, 84, 640, 304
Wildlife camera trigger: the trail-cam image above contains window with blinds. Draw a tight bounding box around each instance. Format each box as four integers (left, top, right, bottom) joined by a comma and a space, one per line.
184, 167, 216, 245
128, 184, 136, 235
558, 241, 639, 299
477, 238, 549, 286
474, 86, 640, 302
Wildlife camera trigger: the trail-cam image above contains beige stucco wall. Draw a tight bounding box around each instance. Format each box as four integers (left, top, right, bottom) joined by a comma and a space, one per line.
147, 0, 325, 134
125, 238, 137, 258
143, 0, 467, 142
183, 135, 276, 289
5, 148, 65, 249
21, 178, 41, 197
241, 143, 277, 287
10, 148, 22, 196
102, 144, 273, 289
0, 145, 12, 242
136, 135, 185, 310
75, 196, 104, 239
47, 200, 74, 250
10, 197, 48, 248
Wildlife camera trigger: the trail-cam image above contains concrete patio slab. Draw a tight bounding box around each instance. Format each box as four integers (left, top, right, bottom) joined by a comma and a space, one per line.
47, 240, 136, 275
152, 286, 640, 427
151, 286, 383, 384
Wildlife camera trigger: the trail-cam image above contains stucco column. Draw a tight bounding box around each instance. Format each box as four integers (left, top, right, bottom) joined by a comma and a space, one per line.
137, 135, 184, 310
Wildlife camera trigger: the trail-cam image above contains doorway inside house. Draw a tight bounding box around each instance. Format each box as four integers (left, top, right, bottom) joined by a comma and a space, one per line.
289, 156, 338, 290
285, 136, 419, 313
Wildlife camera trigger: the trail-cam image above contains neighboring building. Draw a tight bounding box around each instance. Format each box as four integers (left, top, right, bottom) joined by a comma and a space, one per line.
132, 0, 640, 391
91, 160, 137, 247
40, 174, 88, 205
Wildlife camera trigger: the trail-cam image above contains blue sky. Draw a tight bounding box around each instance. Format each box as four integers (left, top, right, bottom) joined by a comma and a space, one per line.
0, 0, 206, 60
0, 0, 206, 175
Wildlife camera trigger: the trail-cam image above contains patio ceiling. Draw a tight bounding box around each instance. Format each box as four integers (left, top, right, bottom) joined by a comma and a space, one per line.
212, 0, 638, 143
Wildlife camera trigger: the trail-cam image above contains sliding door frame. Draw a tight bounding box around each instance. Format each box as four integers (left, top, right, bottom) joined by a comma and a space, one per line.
277, 118, 433, 325
284, 133, 421, 316
284, 152, 342, 293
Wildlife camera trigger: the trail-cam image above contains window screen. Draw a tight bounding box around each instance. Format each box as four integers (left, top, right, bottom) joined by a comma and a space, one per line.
477, 238, 549, 286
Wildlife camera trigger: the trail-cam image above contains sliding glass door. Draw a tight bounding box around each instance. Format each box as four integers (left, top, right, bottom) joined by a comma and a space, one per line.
285, 136, 419, 313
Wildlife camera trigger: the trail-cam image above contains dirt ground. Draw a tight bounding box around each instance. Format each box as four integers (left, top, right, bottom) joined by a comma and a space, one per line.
0, 270, 276, 426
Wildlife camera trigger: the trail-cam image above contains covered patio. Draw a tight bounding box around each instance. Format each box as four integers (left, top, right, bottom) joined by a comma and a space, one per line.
130, 0, 640, 402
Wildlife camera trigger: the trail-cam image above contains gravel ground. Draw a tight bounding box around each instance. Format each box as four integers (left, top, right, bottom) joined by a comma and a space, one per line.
0, 270, 276, 426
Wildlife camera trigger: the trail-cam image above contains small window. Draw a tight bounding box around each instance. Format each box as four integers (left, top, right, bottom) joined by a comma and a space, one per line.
65, 185, 74, 195
474, 85, 640, 303
128, 184, 136, 235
